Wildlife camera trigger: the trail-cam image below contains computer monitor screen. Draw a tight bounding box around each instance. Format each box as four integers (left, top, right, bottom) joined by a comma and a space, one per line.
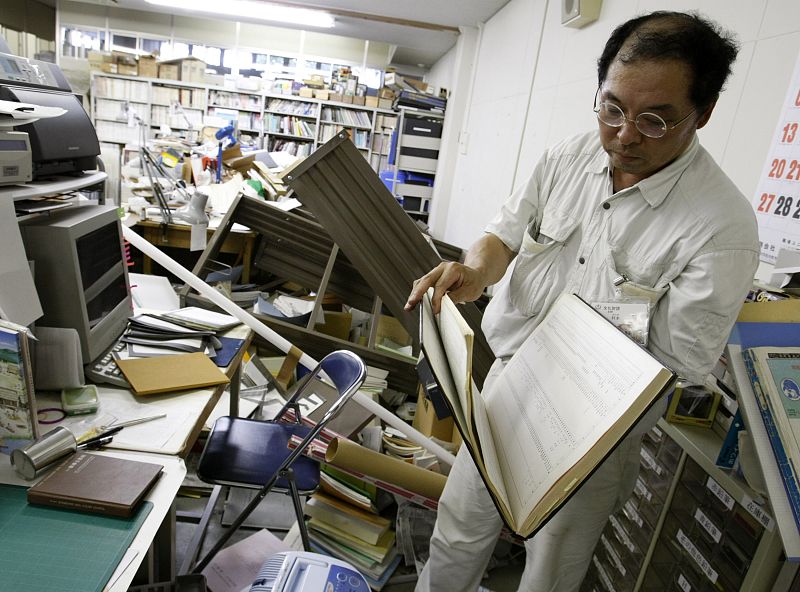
20, 205, 132, 363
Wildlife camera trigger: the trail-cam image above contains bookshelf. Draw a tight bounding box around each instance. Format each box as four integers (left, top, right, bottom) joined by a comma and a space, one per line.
89, 72, 402, 172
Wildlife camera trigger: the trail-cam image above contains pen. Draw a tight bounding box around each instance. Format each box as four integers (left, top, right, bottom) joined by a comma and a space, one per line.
77, 434, 114, 450
109, 413, 167, 429
78, 425, 124, 448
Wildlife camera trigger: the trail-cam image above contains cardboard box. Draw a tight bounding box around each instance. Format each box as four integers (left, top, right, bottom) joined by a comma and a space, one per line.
179, 57, 206, 83
315, 311, 353, 341
158, 63, 179, 80
365, 96, 379, 108
341, 95, 354, 104
378, 98, 393, 109
412, 388, 459, 443
352, 96, 366, 106
328, 93, 343, 103
159, 57, 206, 83
99, 62, 118, 74
137, 56, 157, 78
314, 89, 329, 101
117, 63, 138, 76
298, 87, 314, 98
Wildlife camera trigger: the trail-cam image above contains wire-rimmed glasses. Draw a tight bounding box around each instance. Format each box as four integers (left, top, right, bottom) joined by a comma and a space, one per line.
593, 89, 696, 139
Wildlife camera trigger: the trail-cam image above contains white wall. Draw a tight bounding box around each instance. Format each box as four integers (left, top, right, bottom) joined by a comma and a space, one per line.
433, 0, 800, 251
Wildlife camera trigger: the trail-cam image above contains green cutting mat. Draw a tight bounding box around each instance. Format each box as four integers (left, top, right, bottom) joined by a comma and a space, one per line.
0, 484, 152, 592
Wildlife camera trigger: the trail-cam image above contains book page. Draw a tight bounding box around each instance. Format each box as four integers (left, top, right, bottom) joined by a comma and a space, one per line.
484, 294, 668, 530
420, 293, 511, 521
437, 294, 475, 437
421, 294, 468, 435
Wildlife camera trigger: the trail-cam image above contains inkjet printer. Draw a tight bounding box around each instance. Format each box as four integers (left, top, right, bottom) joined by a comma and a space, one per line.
0, 51, 99, 178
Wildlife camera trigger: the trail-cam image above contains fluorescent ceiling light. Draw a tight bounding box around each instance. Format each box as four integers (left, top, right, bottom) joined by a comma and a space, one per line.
144, 0, 335, 28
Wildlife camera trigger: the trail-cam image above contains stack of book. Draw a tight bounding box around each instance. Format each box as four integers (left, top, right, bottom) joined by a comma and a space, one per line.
307, 471, 401, 589
118, 307, 242, 366
742, 346, 800, 525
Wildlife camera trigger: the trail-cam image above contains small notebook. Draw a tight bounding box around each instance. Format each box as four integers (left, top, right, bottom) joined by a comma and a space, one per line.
115, 351, 230, 395
27, 452, 162, 517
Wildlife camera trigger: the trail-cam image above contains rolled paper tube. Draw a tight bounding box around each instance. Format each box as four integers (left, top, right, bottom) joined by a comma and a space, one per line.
122, 224, 456, 466
325, 437, 447, 500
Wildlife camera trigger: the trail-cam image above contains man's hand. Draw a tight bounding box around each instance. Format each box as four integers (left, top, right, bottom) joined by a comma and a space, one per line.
405, 261, 487, 314
405, 234, 516, 314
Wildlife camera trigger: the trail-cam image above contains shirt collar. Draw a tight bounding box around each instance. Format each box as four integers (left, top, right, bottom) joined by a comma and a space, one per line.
587, 134, 700, 207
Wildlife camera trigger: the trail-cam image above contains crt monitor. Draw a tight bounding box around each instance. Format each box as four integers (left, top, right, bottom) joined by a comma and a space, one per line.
20, 205, 132, 363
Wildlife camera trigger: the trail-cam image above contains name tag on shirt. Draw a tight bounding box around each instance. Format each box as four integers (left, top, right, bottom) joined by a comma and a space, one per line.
592, 301, 650, 345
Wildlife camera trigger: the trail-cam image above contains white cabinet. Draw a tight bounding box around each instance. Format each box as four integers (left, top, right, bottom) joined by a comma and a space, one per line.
383, 108, 443, 222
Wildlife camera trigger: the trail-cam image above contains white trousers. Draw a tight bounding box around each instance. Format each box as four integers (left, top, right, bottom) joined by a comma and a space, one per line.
416, 361, 664, 592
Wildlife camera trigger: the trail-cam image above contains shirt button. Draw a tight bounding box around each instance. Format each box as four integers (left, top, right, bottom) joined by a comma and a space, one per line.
579, 257, 585, 264
602, 202, 610, 210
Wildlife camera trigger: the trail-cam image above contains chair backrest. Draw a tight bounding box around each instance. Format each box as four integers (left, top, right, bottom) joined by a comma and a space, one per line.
313, 350, 368, 426
277, 350, 367, 470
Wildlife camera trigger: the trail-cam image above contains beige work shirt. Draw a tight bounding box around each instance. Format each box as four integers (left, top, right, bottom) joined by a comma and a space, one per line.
483, 131, 759, 384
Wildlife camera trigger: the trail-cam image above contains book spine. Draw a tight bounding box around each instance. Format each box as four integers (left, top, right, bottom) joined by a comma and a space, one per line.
26, 493, 128, 517
743, 349, 800, 528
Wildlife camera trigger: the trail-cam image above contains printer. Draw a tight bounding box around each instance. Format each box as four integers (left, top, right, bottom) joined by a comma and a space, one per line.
0, 51, 100, 178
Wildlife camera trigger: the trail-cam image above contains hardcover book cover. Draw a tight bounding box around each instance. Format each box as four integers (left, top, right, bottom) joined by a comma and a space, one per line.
27, 452, 162, 517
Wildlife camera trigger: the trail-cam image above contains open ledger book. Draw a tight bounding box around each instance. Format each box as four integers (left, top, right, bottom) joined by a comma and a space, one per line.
421, 291, 675, 538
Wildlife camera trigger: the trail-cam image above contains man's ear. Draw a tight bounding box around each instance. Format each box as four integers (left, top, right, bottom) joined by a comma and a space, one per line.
695, 99, 717, 130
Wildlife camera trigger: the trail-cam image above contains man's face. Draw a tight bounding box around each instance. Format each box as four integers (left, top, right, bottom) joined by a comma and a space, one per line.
598, 58, 710, 189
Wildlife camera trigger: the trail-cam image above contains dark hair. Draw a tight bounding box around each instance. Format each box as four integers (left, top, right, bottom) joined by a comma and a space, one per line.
597, 11, 738, 110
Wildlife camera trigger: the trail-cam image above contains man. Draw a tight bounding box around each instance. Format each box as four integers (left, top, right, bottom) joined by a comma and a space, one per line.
404, 11, 759, 592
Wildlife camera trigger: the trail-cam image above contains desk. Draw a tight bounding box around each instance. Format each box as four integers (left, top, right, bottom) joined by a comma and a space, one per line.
36, 324, 252, 457
0, 323, 253, 591
0, 450, 186, 592
135, 219, 257, 284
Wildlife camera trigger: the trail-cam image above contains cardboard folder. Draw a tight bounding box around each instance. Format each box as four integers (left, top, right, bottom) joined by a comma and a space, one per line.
115, 352, 229, 395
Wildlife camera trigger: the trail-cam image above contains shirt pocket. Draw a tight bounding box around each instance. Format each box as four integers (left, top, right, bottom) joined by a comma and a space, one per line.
606, 252, 669, 307
508, 212, 578, 316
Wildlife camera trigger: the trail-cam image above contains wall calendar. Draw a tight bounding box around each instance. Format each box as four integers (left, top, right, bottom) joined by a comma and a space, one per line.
752, 51, 800, 265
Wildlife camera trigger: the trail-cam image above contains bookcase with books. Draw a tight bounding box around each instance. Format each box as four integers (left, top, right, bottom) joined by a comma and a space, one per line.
89, 73, 401, 173
263, 96, 319, 157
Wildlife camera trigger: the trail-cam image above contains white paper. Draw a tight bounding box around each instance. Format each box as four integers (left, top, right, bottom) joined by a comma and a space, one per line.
0, 199, 42, 325
128, 273, 179, 311
202, 529, 290, 592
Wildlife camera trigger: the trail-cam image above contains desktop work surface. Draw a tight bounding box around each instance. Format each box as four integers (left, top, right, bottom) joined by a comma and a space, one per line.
39, 323, 253, 457
0, 450, 186, 592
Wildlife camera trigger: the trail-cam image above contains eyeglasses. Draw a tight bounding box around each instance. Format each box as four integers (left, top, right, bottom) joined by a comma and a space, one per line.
593, 89, 696, 139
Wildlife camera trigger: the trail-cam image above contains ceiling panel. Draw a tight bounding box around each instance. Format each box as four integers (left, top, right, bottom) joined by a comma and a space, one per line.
58, 0, 511, 68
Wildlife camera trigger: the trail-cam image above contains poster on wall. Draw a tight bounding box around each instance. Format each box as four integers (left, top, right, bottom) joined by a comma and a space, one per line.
751, 51, 800, 265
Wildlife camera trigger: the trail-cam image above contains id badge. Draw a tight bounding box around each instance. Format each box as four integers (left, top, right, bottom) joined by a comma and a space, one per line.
592, 300, 651, 346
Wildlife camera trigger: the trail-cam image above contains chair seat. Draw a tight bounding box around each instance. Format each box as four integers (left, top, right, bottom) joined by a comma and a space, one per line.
197, 416, 320, 492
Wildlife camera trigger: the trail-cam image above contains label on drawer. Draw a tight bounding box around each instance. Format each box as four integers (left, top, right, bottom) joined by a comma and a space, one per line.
592, 556, 616, 592
677, 529, 718, 584
706, 477, 735, 510
609, 515, 636, 553
635, 477, 652, 502
743, 494, 775, 531
677, 573, 692, 592
694, 508, 722, 543
623, 500, 643, 528
600, 534, 625, 577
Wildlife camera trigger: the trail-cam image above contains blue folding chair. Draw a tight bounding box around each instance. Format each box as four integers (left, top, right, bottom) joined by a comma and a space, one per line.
191, 349, 367, 573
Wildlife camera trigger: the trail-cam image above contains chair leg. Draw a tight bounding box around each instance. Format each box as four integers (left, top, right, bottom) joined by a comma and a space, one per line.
286, 468, 311, 552
191, 475, 280, 574
178, 484, 224, 575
